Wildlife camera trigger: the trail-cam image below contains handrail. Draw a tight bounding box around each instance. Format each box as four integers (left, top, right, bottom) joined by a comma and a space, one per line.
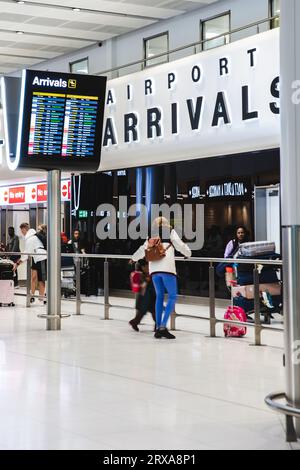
2, 250, 283, 346
95, 15, 280, 77
1, 251, 283, 266
265, 393, 300, 418
265, 392, 300, 442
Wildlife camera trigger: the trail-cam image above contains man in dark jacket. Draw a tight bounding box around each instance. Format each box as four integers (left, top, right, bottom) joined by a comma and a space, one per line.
7, 227, 20, 287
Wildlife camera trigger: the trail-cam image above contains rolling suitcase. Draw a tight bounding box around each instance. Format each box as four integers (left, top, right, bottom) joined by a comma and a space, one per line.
0, 280, 15, 306
0, 260, 14, 280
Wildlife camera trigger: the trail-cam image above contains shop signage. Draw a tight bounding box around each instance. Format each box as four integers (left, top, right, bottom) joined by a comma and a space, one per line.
37, 183, 48, 202
9, 186, 25, 205
0, 179, 71, 206
100, 29, 280, 171
206, 180, 252, 199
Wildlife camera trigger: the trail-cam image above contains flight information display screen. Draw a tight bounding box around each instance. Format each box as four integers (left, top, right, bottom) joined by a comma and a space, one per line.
17, 70, 107, 171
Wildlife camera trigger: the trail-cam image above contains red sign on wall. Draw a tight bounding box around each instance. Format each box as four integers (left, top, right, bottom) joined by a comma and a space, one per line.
9, 187, 25, 204
37, 184, 48, 202
61, 181, 71, 201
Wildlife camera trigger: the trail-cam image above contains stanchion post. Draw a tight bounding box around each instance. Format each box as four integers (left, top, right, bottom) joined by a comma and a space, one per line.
75, 257, 82, 315
253, 264, 261, 346
26, 256, 31, 308
170, 312, 176, 331
46, 169, 61, 331
280, 0, 300, 436
104, 258, 110, 320
209, 263, 216, 338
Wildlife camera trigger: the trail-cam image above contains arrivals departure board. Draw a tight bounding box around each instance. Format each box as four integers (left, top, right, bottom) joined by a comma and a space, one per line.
16, 70, 107, 171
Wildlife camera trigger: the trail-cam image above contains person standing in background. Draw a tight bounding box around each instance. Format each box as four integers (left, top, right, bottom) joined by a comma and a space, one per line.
6, 227, 20, 287
14, 223, 47, 305
224, 226, 249, 258
68, 229, 86, 255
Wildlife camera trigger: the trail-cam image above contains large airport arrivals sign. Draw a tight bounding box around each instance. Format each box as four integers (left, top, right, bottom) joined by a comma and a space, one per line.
100, 28, 280, 171
1, 70, 107, 172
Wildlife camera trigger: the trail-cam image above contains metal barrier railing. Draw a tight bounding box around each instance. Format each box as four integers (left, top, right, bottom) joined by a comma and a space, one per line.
265, 393, 300, 443
1, 251, 283, 347
95, 15, 280, 78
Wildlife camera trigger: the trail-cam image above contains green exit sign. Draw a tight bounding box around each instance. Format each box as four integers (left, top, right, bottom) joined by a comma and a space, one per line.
78, 210, 88, 219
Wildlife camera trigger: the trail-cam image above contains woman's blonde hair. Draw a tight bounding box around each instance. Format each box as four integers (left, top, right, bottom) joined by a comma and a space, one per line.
152, 216, 172, 230
38, 224, 47, 233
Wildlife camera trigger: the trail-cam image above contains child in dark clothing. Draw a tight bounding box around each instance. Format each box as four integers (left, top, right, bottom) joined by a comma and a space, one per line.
129, 260, 156, 332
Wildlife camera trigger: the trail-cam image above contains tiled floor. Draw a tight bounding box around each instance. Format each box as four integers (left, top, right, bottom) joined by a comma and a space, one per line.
0, 293, 298, 450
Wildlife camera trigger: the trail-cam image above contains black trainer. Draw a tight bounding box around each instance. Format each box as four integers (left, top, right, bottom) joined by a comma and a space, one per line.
129, 320, 139, 332
154, 329, 163, 339
160, 328, 176, 340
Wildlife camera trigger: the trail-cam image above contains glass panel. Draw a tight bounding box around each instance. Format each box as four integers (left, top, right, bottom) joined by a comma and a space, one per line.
144, 33, 168, 68
70, 58, 88, 74
202, 14, 230, 51
271, 0, 280, 28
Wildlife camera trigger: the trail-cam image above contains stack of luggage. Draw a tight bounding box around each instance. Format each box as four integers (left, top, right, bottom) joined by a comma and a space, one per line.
61, 266, 76, 298
232, 241, 282, 324
0, 260, 15, 307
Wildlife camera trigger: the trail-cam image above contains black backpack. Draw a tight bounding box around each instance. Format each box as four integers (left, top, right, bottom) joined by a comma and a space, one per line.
36, 232, 47, 250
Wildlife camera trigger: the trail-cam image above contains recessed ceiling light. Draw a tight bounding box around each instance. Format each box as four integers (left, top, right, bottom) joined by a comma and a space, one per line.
16, 1, 25, 4
72, 8, 81, 12
16, 31, 24, 34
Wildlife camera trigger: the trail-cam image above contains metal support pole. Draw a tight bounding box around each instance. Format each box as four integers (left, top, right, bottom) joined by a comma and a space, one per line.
75, 257, 82, 315
46, 170, 61, 331
104, 259, 110, 320
286, 414, 298, 443
283, 227, 300, 435
253, 265, 261, 346
209, 263, 216, 338
280, 0, 300, 437
170, 312, 176, 331
26, 256, 32, 308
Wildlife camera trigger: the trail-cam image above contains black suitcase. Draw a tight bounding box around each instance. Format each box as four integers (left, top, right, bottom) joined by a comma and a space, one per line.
0, 262, 14, 280
80, 265, 98, 297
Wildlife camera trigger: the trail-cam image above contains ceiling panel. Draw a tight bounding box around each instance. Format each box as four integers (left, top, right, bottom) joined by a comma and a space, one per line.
0, 0, 219, 75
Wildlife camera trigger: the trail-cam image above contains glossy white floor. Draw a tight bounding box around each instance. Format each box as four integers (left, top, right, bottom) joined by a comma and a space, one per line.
0, 294, 298, 450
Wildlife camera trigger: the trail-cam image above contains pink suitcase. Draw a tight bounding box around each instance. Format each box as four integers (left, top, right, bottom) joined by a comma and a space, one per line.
0, 280, 15, 306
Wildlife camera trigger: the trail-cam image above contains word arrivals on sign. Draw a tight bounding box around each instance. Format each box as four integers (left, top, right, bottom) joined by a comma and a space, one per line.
103, 82, 279, 148
100, 29, 280, 172
32, 76, 68, 88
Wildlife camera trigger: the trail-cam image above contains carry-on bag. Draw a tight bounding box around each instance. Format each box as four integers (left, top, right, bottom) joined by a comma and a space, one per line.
0, 280, 14, 306
0, 260, 14, 280
224, 306, 247, 338
224, 279, 247, 337
238, 241, 276, 257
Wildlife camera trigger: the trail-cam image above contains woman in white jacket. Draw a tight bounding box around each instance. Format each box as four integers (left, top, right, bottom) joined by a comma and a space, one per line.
132, 217, 191, 339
